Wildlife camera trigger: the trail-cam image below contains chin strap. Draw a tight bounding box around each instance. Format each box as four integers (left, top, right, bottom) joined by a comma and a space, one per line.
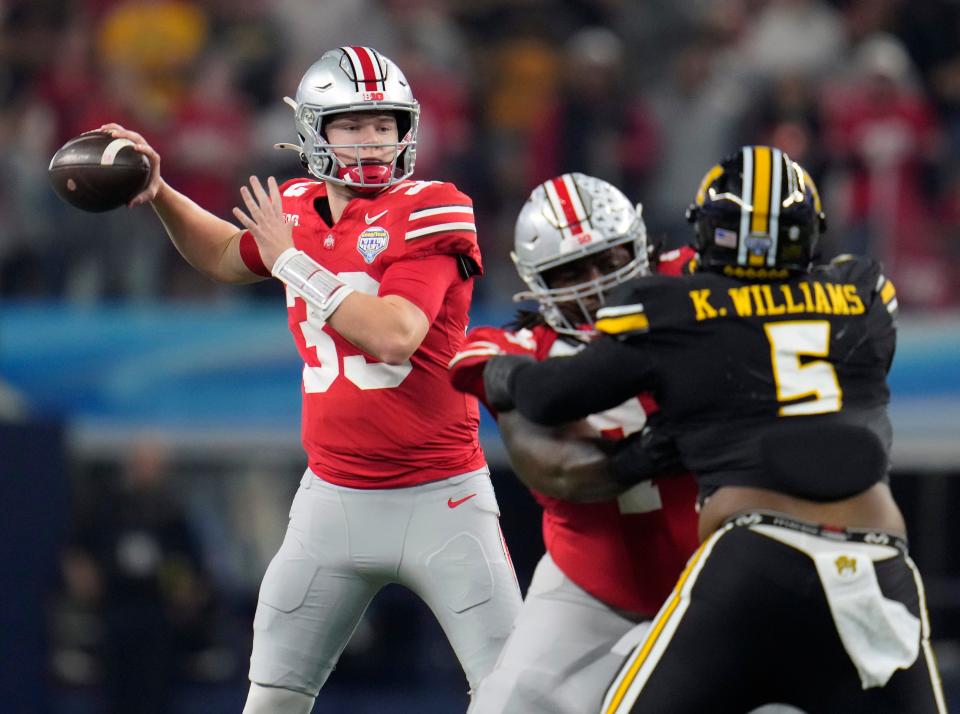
271, 248, 355, 322
272, 142, 308, 170
276, 97, 308, 167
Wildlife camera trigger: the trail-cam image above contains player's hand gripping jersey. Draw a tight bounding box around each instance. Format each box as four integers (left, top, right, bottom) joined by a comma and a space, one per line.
449, 251, 700, 616
263, 178, 486, 488
511, 254, 899, 503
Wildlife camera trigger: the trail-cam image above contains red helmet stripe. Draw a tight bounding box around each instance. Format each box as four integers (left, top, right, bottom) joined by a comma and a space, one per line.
546, 174, 588, 236
344, 45, 383, 91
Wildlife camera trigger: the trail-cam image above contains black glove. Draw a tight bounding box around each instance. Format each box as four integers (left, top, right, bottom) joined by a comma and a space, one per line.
608, 425, 684, 487
482, 355, 534, 413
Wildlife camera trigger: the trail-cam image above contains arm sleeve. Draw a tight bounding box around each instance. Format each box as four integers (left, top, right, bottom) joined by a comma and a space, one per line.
511, 334, 656, 425
378, 253, 461, 323
239, 230, 270, 277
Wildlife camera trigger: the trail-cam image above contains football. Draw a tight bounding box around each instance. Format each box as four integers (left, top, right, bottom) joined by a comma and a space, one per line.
48, 131, 150, 212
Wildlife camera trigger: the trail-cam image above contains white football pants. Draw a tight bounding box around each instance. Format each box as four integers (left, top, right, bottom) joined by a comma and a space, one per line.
245, 467, 522, 704
468, 552, 644, 714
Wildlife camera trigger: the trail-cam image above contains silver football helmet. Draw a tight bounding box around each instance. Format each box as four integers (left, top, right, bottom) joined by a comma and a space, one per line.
284, 46, 420, 192
512, 173, 649, 337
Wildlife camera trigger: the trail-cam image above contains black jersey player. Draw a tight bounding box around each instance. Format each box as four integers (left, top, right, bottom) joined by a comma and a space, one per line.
483, 146, 948, 714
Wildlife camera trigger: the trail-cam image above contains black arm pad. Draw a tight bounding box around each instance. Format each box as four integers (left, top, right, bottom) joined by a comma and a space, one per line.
483, 355, 535, 413
607, 426, 685, 487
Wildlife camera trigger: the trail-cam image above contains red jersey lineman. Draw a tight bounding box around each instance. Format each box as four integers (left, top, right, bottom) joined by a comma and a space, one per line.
100, 45, 521, 714
449, 173, 700, 714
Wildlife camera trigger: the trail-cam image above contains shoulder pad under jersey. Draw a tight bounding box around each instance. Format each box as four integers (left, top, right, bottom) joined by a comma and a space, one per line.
278, 177, 325, 204
816, 254, 897, 316
385, 180, 482, 276
594, 274, 693, 338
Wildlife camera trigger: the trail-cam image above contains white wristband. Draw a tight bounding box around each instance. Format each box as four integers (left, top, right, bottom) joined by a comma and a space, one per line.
271, 248, 355, 321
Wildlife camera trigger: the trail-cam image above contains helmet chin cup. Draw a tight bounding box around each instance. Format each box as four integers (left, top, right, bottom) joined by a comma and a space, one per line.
338, 162, 393, 193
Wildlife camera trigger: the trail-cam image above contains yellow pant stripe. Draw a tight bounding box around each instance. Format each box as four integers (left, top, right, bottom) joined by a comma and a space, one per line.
603, 534, 717, 713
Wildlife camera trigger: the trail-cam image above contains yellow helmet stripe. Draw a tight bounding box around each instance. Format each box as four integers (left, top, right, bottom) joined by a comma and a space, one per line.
802, 168, 822, 214
695, 164, 724, 206
750, 146, 772, 236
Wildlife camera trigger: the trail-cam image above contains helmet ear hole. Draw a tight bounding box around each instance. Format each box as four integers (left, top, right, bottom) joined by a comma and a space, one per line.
393, 111, 411, 141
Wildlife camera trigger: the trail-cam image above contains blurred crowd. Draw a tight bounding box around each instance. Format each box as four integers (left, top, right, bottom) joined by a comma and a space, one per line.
2, 0, 960, 309
5, 2, 960, 710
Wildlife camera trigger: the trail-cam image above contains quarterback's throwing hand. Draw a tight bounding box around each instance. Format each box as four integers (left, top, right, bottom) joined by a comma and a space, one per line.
233, 176, 294, 270
98, 123, 162, 208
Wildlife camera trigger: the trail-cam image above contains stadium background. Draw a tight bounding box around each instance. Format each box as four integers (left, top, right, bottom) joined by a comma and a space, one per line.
1, 0, 959, 711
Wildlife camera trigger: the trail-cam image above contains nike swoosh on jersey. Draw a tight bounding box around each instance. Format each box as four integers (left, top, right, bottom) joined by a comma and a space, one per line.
365, 209, 388, 225
447, 493, 477, 509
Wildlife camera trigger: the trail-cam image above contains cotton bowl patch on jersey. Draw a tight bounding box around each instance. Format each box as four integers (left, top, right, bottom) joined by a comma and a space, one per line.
357, 226, 389, 263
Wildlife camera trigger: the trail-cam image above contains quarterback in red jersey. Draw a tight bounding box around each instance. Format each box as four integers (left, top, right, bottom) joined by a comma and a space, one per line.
448, 173, 700, 714
101, 45, 521, 714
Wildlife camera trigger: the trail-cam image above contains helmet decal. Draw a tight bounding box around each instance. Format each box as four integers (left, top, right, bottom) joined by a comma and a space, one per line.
511, 173, 649, 336
689, 145, 826, 277
544, 174, 593, 244
287, 46, 420, 192
341, 46, 388, 92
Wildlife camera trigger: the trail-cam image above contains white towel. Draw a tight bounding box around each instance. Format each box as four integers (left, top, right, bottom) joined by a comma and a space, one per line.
812, 548, 920, 689
752, 524, 920, 689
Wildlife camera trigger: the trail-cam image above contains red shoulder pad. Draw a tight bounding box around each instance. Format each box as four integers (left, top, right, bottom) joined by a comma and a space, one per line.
277, 178, 325, 208
655, 246, 697, 276
393, 181, 482, 276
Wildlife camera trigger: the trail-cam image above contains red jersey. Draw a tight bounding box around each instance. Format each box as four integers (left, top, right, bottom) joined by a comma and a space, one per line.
448, 250, 700, 615
271, 177, 487, 488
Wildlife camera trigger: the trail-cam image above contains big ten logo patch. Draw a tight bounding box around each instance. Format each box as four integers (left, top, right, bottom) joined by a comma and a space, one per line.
357, 226, 390, 264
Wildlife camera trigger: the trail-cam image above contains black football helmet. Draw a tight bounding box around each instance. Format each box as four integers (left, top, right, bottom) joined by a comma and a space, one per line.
686, 146, 826, 279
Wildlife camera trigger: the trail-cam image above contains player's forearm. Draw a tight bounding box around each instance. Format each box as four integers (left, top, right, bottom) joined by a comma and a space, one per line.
499, 338, 646, 424
326, 293, 428, 365
151, 181, 261, 284
499, 412, 626, 503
